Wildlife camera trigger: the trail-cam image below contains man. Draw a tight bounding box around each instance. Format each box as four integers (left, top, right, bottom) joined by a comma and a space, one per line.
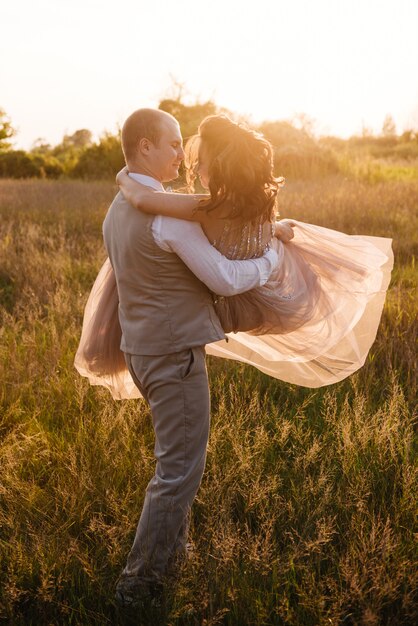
103, 108, 278, 607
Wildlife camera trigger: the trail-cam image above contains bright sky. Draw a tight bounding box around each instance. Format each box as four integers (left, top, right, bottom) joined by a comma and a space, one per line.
2, 0, 418, 149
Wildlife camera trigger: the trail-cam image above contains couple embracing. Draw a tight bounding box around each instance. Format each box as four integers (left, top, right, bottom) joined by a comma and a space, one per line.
75, 107, 393, 608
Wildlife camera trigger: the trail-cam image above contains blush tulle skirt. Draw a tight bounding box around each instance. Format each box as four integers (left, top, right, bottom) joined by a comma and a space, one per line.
74, 220, 393, 399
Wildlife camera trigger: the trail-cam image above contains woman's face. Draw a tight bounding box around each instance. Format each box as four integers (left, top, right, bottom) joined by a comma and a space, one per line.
197, 141, 210, 190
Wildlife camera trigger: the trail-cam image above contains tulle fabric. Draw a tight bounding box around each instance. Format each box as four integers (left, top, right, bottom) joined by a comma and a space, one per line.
74, 220, 393, 398
207, 221, 393, 387
74, 258, 140, 399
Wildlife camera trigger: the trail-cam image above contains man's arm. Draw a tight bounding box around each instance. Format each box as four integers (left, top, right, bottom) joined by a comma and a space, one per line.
153, 216, 278, 297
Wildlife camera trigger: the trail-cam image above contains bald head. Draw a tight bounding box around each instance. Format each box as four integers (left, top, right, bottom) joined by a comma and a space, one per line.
121, 108, 177, 165
121, 107, 184, 182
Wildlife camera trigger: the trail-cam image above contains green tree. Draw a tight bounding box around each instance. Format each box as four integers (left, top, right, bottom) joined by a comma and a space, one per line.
159, 99, 218, 140
70, 131, 124, 179
0, 151, 38, 177
0, 150, 64, 179
31, 138, 53, 155
259, 120, 339, 179
52, 129, 94, 173
61, 129, 93, 150
0, 109, 16, 151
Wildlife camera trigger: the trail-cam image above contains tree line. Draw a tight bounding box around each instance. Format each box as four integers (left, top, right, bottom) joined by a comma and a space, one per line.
1, 101, 417, 181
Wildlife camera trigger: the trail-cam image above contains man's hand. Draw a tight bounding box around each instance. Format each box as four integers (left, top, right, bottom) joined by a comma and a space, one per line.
275, 219, 296, 243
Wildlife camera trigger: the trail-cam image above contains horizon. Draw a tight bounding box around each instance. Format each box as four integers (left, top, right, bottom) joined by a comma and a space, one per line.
4, 104, 411, 153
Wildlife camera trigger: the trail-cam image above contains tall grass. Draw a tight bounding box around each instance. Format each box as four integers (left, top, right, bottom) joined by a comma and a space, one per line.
0, 178, 417, 625
337, 156, 418, 184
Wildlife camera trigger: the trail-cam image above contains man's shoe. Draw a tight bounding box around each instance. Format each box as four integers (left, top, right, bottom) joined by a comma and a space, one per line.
115, 574, 164, 609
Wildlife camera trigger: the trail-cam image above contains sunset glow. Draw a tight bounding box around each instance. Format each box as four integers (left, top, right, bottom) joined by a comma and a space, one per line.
2, 0, 418, 148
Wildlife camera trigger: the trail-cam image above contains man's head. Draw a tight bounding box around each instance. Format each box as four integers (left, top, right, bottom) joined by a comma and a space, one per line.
121, 108, 184, 182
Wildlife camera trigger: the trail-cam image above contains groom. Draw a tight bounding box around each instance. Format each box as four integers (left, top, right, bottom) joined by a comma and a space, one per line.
103, 108, 278, 607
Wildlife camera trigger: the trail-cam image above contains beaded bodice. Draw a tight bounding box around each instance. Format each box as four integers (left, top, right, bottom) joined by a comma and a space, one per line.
212, 216, 275, 260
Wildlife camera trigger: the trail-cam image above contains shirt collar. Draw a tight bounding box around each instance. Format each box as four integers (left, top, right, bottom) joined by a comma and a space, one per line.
129, 172, 165, 192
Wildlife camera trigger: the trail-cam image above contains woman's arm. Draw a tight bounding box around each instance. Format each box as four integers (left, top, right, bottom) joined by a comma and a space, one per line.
116, 167, 209, 222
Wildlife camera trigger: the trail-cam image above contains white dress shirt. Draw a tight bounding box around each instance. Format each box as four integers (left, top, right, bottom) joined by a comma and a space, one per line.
128, 173, 278, 296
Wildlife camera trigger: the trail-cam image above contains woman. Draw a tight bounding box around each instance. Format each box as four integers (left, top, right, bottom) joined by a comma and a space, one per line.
75, 115, 393, 396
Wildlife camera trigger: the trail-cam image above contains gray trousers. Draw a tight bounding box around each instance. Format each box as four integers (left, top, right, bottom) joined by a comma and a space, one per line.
123, 346, 210, 582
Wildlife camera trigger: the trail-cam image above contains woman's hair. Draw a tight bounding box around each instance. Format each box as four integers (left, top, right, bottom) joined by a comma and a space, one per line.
185, 115, 283, 223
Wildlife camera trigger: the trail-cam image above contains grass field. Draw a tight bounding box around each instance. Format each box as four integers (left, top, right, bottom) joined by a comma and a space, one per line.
0, 178, 417, 625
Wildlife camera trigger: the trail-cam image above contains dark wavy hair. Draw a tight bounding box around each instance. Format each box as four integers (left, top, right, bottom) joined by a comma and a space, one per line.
185, 115, 283, 223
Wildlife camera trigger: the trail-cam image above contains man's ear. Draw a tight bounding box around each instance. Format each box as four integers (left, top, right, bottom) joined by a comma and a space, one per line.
138, 137, 152, 155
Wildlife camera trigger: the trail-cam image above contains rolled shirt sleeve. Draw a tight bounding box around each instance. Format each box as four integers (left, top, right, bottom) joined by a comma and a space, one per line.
152, 215, 278, 297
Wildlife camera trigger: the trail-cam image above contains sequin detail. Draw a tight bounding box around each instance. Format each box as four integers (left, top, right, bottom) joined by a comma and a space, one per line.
212, 216, 274, 260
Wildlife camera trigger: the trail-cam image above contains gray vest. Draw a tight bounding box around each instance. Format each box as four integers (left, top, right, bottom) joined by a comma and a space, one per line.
103, 192, 225, 355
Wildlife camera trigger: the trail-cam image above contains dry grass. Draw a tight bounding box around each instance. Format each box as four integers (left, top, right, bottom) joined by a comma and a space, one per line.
0, 178, 417, 625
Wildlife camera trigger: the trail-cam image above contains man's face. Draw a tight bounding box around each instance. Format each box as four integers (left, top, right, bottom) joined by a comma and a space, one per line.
147, 119, 185, 182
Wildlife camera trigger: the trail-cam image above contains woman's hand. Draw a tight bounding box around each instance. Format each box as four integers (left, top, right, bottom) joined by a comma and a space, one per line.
275, 219, 296, 243
116, 167, 156, 210
116, 166, 130, 186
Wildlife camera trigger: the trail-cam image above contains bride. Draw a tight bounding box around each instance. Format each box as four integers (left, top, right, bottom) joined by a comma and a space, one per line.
75, 114, 393, 397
